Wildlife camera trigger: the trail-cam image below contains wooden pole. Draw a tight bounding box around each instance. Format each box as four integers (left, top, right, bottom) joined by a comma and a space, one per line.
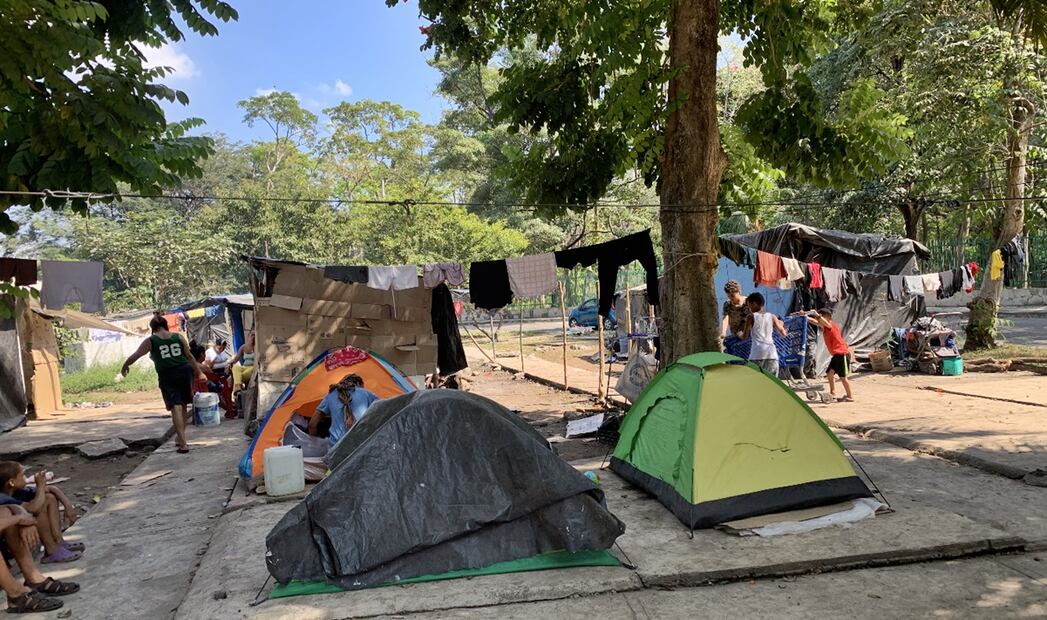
596, 273, 605, 401
489, 314, 497, 361
624, 283, 633, 356
518, 315, 525, 373
558, 279, 569, 389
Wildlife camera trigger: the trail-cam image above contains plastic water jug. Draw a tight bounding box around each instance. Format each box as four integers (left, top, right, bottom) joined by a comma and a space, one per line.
264, 446, 305, 496
192, 393, 221, 427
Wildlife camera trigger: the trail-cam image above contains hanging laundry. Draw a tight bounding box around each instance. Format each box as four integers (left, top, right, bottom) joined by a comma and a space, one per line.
718, 238, 753, 268
422, 262, 465, 288
887, 276, 906, 302
506, 253, 558, 298
431, 284, 468, 376
1000, 235, 1026, 287
902, 275, 924, 297
936, 271, 957, 300
844, 271, 863, 298
366, 265, 418, 290
469, 260, 514, 310
0, 258, 37, 286
324, 265, 369, 284
921, 273, 941, 292
753, 251, 786, 288
989, 250, 1004, 281
808, 262, 824, 289
779, 258, 804, 289
820, 267, 847, 302
40, 260, 104, 313
554, 229, 659, 317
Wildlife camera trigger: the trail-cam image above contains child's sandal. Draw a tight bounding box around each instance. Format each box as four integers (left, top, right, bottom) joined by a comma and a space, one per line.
26, 577, 80, 596
6, 591, 63, 614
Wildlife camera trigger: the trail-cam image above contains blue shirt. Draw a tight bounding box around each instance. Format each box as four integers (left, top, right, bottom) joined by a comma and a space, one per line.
315, 387, 379, 450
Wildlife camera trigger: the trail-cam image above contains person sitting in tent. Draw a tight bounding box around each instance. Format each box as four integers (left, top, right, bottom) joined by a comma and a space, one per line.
121, 314, 208, 454
720, 280, 750, 341
226, 331, 256, 389
0, 462, 82, 564
0, 504, 79, 613
802, 309, 855, 402
308, 374, 380, 450
741, 292, 787, 376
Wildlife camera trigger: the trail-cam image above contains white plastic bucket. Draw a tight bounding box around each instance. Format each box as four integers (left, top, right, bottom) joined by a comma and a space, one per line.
193, 392, 221, 427
264, 446, 305, 496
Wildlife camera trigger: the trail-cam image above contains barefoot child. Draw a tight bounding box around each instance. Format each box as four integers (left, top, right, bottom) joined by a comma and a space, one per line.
0, 462, 82, 564
741, 293, 788, 377
804, 309, 854, 402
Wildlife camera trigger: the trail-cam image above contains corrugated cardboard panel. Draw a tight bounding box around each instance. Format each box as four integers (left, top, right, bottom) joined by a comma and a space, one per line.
256, 304, 305, 328
269, 294, 303, 311
301, 299, 352, 318
272, 265, 326, 298
392, 305, 428, 323
350, 303, 387, 320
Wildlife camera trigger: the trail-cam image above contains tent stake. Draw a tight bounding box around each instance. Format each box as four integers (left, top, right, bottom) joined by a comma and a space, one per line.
558, 280, 569, 389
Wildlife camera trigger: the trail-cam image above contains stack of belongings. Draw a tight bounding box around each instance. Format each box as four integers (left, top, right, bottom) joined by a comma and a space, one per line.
265, 390, 625, 594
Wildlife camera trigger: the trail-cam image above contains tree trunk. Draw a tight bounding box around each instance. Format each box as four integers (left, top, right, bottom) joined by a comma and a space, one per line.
657, 0, 727, 365
965, 97, 1032, 350
898, 199, 921, 241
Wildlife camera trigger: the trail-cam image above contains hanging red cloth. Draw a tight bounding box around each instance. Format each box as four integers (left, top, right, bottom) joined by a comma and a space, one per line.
325, 346, 369, 371
754, 251, 786, 287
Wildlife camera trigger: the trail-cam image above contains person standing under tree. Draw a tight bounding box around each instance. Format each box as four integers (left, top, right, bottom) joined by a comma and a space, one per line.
720, 280, 750, 340
121, 315, 207, 453
802, 309, 854, 402
741, 292, 787, 376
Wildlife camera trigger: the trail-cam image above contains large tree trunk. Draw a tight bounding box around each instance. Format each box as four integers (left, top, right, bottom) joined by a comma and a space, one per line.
965, 97, 1032, 350
897, 198, 922, 241
657, 0, 727, 365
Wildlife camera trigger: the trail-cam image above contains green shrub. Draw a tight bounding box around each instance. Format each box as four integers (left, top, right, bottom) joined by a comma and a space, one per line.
62, 362, 157, 396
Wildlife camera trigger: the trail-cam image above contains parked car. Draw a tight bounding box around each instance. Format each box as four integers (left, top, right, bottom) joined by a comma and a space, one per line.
568, 298, 616, 330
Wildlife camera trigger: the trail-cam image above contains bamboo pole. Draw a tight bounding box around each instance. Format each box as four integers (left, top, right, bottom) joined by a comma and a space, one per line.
558, 279, 569, 389
624, 283, 633, 356
489, 314, 497, 360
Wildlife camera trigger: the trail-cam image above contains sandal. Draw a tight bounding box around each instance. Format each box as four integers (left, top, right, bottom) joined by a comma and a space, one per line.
62, 540, 85, 552
5, 591, 62, 614
40, 546, 81, 564
176, 445, 190, 454
26, 577, 80, 596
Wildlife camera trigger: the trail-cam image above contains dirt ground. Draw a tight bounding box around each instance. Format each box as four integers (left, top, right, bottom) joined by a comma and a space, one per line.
19, 448, 153, 520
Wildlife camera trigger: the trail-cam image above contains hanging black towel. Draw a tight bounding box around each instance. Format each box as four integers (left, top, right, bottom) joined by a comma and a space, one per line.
469, 260, 514, 310
431, 284, 468, 375
555, 229, 659, 317
323, 265, 369, 284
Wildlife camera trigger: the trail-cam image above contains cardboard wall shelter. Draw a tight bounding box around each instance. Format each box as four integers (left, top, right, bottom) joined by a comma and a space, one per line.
247, 258, 439, 413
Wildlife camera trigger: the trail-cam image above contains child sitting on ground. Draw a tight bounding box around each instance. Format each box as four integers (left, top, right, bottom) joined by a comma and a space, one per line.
803, 308, 854, 402
0, 504, 78, 613
0, 462, 82, 564
741, 292, 788, 377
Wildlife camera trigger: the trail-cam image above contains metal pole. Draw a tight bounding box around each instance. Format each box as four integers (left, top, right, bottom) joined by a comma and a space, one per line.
518, 315, 525, 373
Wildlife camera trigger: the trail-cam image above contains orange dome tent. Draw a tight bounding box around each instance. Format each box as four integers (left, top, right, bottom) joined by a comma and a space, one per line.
239, 346, 416, 481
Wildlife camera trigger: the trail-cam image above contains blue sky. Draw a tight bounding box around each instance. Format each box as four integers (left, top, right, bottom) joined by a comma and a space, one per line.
154, 0, 442, 142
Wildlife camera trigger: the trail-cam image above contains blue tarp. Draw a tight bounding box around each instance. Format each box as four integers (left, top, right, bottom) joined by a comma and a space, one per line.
723, 316, 809, 370
713, 256, 794, 318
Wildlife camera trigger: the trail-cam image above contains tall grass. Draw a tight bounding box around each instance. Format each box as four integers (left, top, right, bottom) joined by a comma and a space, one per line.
62, 362, 157, 396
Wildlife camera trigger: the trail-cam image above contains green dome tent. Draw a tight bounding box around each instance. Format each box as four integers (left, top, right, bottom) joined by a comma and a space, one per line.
610, 352, 872, 529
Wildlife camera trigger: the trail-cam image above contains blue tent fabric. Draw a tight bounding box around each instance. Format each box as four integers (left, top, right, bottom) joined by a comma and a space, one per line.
713, 256, 795, 318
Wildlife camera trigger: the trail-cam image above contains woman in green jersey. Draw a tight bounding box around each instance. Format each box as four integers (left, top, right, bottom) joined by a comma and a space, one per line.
121, 315, 207, 453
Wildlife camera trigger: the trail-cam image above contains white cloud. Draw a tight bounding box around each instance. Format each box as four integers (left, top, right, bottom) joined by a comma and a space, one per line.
143, 43, 200, 80
319, 79, 352, 97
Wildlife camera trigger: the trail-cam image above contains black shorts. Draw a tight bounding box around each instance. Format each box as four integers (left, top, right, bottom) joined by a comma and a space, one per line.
828, 354, 850, 377
157, 363, 193, 409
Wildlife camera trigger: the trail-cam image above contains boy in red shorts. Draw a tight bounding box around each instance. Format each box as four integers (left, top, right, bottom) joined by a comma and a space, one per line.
803, 309, 854, 402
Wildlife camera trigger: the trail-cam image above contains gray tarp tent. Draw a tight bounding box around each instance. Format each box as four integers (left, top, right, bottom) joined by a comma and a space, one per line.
722, 223, 932, 372
0, 314, 27, 432
266, 390, 625, 590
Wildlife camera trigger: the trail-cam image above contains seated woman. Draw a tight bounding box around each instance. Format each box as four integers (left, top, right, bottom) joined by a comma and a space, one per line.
227, 331, 256, 390
308, 374, 379, 451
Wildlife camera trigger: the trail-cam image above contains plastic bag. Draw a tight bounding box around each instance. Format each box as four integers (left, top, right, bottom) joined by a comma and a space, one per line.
615, 351, 657, 402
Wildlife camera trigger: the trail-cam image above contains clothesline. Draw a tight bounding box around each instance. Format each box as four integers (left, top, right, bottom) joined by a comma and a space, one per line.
718, 240, 982, 304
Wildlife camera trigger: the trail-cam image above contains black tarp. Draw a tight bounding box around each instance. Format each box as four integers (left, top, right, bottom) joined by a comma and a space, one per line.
0, 313, 27, 432
723, 224, 929, 371
267, 390, 625, 589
